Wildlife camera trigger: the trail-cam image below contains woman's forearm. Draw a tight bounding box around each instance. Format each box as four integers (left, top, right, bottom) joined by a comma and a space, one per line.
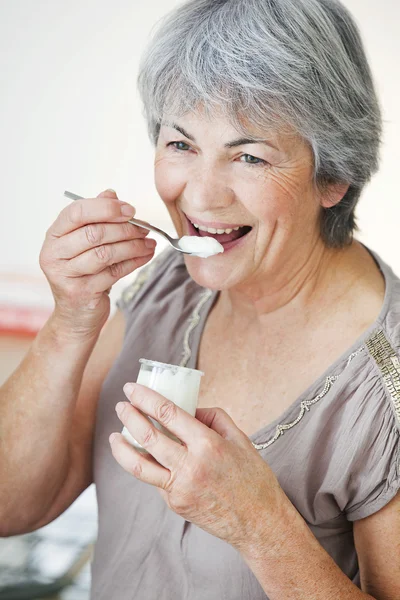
0, 312, 101, 531
241, 497, 375, 600
0, 190, 149, 533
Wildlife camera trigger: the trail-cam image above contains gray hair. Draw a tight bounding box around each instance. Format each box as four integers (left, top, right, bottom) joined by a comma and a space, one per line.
138, 0, 382, 247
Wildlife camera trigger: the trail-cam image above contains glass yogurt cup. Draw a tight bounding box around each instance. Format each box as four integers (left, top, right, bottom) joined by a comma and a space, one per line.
121, 359, 204, 452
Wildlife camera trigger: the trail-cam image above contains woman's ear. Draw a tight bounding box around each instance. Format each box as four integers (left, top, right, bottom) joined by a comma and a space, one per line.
320, 183, 350, 208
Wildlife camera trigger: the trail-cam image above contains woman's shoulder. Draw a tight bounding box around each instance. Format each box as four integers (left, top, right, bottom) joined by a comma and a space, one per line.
287, 272, 400, 521
343, 249, 400, 416
343, 249, 400, 432
275, 251, 400, 521
328, 252, 400, 520
304, 247, 400, 435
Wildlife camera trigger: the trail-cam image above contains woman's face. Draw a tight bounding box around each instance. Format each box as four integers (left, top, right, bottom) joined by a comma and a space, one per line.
154, 110, 326, 292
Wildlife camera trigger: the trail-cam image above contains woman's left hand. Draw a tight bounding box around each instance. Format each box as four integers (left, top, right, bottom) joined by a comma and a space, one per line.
110, 382, 287, 554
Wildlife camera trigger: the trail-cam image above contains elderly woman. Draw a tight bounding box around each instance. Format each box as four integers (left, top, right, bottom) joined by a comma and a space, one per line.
1, 0, 400, 598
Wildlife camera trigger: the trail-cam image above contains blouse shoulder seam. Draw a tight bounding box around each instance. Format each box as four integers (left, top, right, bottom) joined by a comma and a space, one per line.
364, 328, 400, 430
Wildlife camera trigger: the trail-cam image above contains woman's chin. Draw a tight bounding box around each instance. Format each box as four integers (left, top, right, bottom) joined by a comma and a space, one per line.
184, 254, 243, 291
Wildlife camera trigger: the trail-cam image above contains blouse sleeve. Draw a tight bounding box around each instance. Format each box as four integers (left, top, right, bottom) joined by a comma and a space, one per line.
343, 330, 400, 521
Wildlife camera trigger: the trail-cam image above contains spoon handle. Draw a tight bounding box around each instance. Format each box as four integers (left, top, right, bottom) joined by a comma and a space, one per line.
64, 190, 83, 201
129, 217, 172, 241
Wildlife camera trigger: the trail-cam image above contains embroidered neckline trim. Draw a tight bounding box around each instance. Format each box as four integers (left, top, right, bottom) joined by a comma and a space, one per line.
252, 346, 364, 450
178, 286, 370, 451
180, 289, 214, 368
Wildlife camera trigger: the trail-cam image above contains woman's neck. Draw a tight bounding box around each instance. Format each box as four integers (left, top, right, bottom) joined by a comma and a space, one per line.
217, 241, 379, 330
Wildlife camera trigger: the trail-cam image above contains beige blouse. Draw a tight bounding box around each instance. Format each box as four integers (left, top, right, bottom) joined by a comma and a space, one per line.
91, 246, 400, 599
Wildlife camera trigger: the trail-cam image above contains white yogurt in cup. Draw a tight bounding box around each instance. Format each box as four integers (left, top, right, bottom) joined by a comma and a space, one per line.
121, 359, 204, 452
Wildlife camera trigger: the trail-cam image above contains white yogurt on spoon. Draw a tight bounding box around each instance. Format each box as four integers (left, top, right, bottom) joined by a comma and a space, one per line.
178, 235, 224, 258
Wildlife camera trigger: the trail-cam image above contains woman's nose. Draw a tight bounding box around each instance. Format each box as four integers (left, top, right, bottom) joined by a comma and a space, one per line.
184, 165, 234, 212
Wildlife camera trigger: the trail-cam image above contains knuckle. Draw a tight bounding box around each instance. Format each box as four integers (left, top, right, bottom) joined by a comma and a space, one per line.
85, 223, 105, 245
141, 426, 157, 448
168, 492, 190, 514
131, 460, 143, 479
94, 244, 112, 263
131, 239, 145, 254
198, 435, 216, 456
108, 262, 123, 279
103, 199, 120, 220
121, 222, 134, 238
39, 247, 56, 274
189, 460, 208, 486
156, 401, 177, 427
39, 248, 49, 269
68, 202, 84, 225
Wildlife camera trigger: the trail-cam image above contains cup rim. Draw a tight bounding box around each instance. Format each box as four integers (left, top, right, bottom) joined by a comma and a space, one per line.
139, 358, 204, 376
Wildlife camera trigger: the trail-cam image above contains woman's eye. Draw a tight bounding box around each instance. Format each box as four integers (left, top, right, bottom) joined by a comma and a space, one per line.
240, 154, 265, 165
168, 141, 191, 151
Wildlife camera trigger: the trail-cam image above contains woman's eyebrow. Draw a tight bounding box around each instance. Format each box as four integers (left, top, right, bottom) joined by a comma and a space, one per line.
163, 122, 196, 141
225, 138, 279, 151
163, 122, 279, 152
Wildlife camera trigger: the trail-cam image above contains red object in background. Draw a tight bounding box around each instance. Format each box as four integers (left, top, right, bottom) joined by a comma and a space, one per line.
0, 305, 52, 337
0, 272, 53, 338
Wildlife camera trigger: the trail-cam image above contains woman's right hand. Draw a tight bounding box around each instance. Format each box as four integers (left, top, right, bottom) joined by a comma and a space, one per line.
39, 189, 157, 338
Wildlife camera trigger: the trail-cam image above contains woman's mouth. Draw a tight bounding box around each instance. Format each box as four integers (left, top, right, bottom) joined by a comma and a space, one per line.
185, 215, 253, 252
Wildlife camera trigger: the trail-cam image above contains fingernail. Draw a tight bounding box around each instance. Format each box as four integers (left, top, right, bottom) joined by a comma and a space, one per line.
115, 402, 126, 416
123, 383, 135, 397
144, 238, 156, 249
109, 432, 119, 444
121, 203, 135, 217
106, 188, 116, 193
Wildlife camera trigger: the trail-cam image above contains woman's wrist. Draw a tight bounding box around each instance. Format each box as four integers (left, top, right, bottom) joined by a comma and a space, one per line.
237, 487, 298, 563
46, 306, 106, 348
239, 495, 369, 600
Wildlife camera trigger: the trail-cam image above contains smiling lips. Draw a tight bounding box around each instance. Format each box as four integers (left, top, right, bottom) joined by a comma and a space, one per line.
186, 215, 252, 245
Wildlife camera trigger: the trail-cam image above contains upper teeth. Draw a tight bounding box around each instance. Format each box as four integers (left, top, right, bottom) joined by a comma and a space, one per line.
192, 224, 241, 234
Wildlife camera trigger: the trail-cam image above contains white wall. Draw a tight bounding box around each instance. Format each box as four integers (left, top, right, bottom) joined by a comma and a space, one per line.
0, 0, 399, 309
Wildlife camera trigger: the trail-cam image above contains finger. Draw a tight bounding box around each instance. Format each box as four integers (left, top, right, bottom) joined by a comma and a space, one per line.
115, 401, 186, 471
109, 432, 171, 489
195, 407, 250, 445
123, 383, 206, 448
59, 254, 155, 306
65, 238, 157, 277
98, 189, 118, 199
56, 221, 150, 260
49, 193, 136, 238
89, 252, 155, 290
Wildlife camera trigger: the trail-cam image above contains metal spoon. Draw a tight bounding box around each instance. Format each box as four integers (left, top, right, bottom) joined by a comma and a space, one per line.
63, 190, 191, 254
